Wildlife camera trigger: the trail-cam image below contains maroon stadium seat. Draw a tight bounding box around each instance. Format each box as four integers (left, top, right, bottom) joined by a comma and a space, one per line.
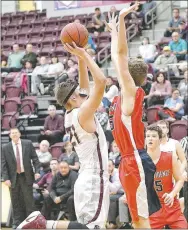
89, 33, 99, 44
3, 97, 21, 113
4, 72, 18, 86
98, 32, 111, 43
6, 25, 19, 36
1, 16, 10, 26
37, 11, 47, 20
41, 31, 57, 42
170, 120, 188, 140
74, 14, 88, 25
28, 32, 43, 46
17, 34, 29, 45
9, 15, 23, 26
2, 112, 19, 130
18, 25, 32, 36
146, 106, 160, 124
21, 96, 37, 115
5, 85, 22, 98
50, 142, 64, 159
40, 42, 55, 56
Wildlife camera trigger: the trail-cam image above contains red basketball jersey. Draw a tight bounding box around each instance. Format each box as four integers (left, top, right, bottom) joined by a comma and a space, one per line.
109, 88, 145, 156
154, 151, 175, 203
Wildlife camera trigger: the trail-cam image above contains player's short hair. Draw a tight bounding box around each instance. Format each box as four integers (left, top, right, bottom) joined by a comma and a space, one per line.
54, 80, 79, 107
146, 125, 163, 139
157, 120, 169, 129
50, 158, 59, 163
128, 58, 148, 86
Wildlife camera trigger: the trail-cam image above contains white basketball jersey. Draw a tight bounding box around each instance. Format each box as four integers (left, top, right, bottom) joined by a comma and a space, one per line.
160, 138, 177, 154
65, 108, 109, 229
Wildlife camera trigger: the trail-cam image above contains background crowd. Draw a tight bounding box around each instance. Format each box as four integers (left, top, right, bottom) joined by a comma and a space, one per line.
1, 0, 188, 229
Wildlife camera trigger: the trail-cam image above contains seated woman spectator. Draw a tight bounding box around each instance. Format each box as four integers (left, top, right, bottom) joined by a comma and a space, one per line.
178, 69, 188, 114
47, 55, 64, 76
65, 58, 78, 81
103, 76, 119, 108
109, 141, 121, 168
158, 88, 184, 121
147, 72, 172, 107
58, 142, 80, 172
139, 37, 157, 63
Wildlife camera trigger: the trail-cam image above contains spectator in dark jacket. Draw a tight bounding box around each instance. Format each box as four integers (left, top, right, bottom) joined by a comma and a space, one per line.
21, 44, 38, 68
41, 161, 77, 220
38, 105, 64, 145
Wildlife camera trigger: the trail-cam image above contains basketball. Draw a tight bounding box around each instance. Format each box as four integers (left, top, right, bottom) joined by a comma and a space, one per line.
60, 22, 89, 48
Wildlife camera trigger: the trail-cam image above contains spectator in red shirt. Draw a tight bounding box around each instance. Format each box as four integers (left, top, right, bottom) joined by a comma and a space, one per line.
38, 105, 64, 145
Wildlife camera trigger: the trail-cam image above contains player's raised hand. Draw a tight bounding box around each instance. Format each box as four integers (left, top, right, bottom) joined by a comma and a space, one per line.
162, 192, 174, 207
119, 1, 140, 18
63, 42, 86, 58
103, 12, 119, 33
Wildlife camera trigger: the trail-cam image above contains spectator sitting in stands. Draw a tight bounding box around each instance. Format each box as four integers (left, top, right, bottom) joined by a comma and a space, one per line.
109, 6, 119, 18
1, 50, 7, 67
65, 58, 78, 82
1, 44, 25, 73
154, 46, 180, 77
43, 161, 77, 220
95, 102, 109, 132
147, 72, 172, 107
103, 76, 119, 108
178, 69, 188, 115
21, 43, 38, 68
109, 141, 121, 168
141, 0, 156, 29
31, 56, 49, 95
107, 160, 124, 229
119, 194, 132, 229
158, 88, 184, 121
38, 105, 64, 146
139, 37, 157, 63
58, 142, 80, 172
39, 54, 64, 95
91, 7, 106, 35
24, 61, 34, 73
128, 1, 144, 20
33, 158, 59, 203
36, 140, 52, 175
141, 74, 153, 108
178, 21, 188, 41
169, 32, 187, 61
164, 8, 184, 37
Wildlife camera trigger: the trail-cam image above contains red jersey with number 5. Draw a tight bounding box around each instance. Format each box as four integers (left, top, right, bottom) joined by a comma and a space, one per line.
154, 151, 175, 203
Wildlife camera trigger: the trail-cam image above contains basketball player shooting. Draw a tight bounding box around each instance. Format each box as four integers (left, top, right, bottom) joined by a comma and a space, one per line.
107, 2, 161, 228
17, 42, 109, 229
146, 125, 187, 229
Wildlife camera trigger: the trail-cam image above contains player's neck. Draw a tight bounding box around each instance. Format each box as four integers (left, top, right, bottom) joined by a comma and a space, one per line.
147, 146, 161, 164
161, 135, 168, 144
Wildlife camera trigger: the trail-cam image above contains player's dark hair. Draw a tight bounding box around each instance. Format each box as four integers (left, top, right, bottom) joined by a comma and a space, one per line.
95, 7, 100, 11
128, 58, 148, 86
59, 160, 69, 166
54, 80, 78, 107
146, 125, 163, 139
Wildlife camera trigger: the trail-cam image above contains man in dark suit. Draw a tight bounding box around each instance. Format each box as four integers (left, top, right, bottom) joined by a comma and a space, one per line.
1, 127, 41, 228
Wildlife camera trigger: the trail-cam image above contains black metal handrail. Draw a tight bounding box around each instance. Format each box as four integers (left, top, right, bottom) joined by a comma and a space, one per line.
9, 103, 32, 129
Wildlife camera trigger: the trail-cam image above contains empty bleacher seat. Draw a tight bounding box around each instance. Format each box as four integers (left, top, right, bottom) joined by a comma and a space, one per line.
21, 96, 37, 115
3, 97, 21, 113
5, 85, 22, 98
1, 112, 19, 130
170, 120, 188, 140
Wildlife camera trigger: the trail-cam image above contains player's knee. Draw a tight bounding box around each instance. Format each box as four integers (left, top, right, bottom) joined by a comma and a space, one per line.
133, 217, 151, 229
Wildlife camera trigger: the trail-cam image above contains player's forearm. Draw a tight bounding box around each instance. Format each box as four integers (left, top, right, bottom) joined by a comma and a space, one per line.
78, 58, 90, 94
82, 52, 106, 85
171, 179, 184, 198
117, 16, 128, 56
